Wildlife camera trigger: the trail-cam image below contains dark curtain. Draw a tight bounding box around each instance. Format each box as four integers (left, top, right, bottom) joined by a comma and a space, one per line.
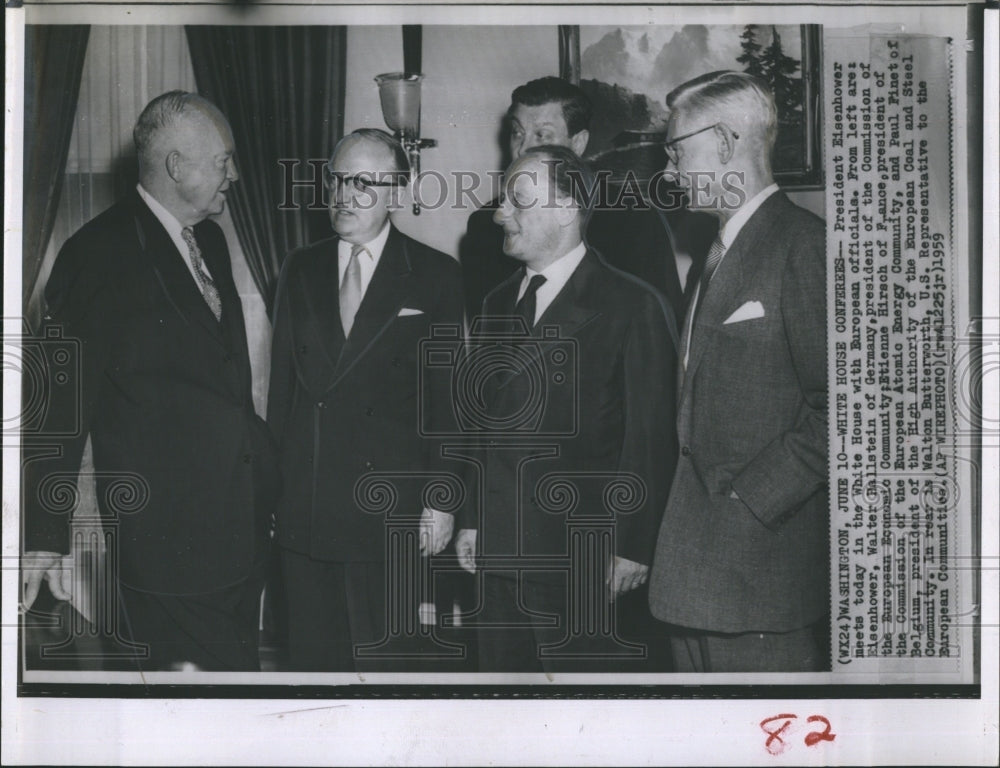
184, 26, 347, 313
22, 25, 90, 326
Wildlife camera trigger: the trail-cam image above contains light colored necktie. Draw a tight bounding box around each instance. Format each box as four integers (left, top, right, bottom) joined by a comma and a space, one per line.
180, 227, 222, 321
340, 243, 367, 337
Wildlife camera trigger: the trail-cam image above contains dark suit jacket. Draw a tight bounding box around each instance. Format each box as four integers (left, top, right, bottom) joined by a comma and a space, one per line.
267, 225, 464, 563
23, 192, 278, 596
459, 197, 716, 327
459, 250, 678, 570
648, 191, 828, 633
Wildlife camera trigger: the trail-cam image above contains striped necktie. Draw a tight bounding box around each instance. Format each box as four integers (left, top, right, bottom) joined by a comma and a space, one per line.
180, 227, 222, 321
693, 235, 726, 321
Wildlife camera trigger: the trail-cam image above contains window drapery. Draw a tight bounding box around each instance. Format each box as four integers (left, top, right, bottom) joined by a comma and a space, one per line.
185, 26, 348, 313
22, 25, 90, 330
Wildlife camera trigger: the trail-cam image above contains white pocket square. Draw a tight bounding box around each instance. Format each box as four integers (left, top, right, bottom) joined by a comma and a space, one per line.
723, 300, 765, 324
397, 308, 425, 317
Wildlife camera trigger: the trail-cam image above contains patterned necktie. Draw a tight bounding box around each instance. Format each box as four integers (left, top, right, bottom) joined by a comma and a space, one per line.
693, 235, 726, 321
340, 243, 367, 337
180, 227, 222, 321
514, 274, 547, 329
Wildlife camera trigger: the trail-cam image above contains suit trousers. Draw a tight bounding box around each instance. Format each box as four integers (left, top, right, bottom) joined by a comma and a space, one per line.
283, 548, 435, 672
668, 619, 829, 673
475, 573, 672, 673
118, 560, 267, 672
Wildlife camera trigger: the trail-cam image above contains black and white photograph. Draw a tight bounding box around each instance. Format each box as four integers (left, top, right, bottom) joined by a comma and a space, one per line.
3, 1, 996, 765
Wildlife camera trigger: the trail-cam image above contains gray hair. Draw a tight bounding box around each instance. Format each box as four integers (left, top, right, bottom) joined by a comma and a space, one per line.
134, 91, 205, 159
666, 70, 778, 150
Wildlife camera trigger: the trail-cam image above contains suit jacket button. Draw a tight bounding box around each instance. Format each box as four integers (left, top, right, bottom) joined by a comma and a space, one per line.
317, 401, 326, 409
243, 454, 253, 464
391, 357, 400, 367
223, 353, 232, 362
365, 461, 375, 471
681, 446, 691, 456
365, 407, 375, 416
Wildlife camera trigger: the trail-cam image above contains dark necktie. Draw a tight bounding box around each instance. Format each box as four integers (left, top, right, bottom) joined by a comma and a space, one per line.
180, 227, 222, 321
340, 243, 367, 337
514, 274, 547, 329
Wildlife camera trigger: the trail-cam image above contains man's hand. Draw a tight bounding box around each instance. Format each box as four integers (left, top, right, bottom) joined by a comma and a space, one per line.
419, 508, 455, 556
454, 529, 477, 573
21, 551, 73, 611
607, 555, 648, 601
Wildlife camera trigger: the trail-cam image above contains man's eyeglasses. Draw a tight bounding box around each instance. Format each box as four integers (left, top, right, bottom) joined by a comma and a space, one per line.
663, 123, 739, 165
323, 165, 405, 193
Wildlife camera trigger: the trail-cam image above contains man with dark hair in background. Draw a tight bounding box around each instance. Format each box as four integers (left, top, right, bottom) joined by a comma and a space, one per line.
459, 75, 716, 328
648, 71, 828, 672
21, 91, 279, 671
267, 128, 465, 671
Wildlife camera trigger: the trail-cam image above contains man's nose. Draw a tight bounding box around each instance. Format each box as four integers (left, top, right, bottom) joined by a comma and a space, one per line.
226, 157, 239, 183
493, 200, 511, 224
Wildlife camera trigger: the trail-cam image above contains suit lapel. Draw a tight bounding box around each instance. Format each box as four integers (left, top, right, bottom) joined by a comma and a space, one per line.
534, 250, 602, 337
294, 237, 344, 382
328, 226, 413, 390
130, 193, 225, 346
492, 250, 601, 396
679, 192, 785, 405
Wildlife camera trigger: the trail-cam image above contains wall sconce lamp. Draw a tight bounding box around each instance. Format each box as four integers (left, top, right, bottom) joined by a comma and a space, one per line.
375, 72, 437, 215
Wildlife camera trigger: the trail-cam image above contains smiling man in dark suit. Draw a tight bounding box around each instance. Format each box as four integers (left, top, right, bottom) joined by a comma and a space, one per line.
647, 71, 828, 672
453, 145, 678, 672
267, 129, 464, 671
21, 91, 279, 671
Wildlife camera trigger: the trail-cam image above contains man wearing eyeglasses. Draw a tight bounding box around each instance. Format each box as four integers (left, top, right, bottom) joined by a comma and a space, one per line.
648, 71, 828, 672
267, 128, 464, 671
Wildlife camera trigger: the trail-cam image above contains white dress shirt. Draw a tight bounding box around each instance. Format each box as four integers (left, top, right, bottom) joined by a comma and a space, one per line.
137, 183, 214, 285
516, 241, 588, 324
337, 221, 390, 296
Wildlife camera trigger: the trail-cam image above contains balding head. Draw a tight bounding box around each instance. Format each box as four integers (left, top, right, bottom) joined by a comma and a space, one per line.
134, 91, 238, 227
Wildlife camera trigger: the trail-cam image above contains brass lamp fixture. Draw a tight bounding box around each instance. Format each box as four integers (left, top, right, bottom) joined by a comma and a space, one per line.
374, 72, 436, 215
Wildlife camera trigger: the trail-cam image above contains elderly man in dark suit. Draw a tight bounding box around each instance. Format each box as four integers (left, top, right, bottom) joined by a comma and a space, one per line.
454, 145, 678, 672
647, 71, 828, 672
460, 76, 715, 329
21, 91, 279, 671
267, 128, 464, 671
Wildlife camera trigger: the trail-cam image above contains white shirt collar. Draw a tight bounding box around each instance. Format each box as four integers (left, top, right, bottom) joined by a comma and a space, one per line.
517, 240, 588, 324
338, 221, 391, 295
720, 183, 779, 249
136, 183, 212, 283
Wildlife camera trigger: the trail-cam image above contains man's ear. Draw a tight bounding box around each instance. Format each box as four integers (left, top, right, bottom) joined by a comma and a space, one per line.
388, 178, 412, 213
165, 150, 184, 183
569, 129, 589, 157
554, 199, 579, 229
715, 123, 737, 164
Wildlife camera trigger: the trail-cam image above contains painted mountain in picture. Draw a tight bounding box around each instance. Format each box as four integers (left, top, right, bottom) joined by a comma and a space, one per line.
580, 24, 813, 183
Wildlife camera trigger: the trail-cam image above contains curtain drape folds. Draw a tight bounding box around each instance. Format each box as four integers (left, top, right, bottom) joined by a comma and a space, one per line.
185, 26, 347, 313
22, 25, 90, 327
